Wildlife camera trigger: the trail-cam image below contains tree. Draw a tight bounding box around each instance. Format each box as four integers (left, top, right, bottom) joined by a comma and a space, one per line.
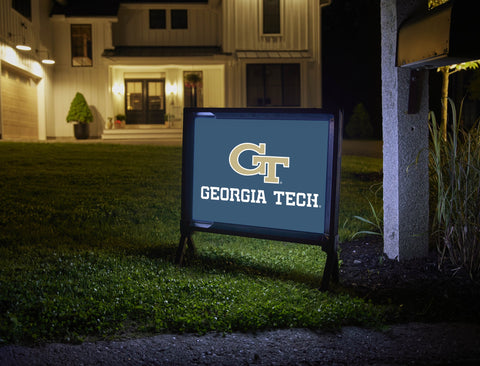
437, 61, 480, 140
345, 103, 373, 139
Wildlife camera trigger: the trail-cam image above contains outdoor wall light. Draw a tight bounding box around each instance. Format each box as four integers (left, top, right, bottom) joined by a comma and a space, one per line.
36, 49, 55, 65
166, 82, 178, 95
9, 23, 31, 52
16, 42, 31, 51
8, 32, 31, 51
112, 83, 124, 95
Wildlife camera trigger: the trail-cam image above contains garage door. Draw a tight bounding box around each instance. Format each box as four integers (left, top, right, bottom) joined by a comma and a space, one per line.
1, 65, 38, 140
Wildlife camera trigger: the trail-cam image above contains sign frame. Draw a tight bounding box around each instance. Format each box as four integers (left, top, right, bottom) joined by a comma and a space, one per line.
177, 108, 342, 289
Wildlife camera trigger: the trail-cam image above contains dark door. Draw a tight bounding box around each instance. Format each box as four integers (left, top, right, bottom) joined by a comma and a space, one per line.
125, 79, 165, 124
246, 63, 300, 107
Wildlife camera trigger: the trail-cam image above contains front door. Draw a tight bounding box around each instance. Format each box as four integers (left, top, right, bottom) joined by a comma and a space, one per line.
125, 79, 166, 124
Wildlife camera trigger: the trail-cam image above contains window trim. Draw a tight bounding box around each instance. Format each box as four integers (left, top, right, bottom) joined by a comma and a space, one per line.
259, 0, 284, 37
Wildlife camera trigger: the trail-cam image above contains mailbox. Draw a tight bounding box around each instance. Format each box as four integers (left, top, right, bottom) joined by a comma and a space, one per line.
397, 0, 480, 68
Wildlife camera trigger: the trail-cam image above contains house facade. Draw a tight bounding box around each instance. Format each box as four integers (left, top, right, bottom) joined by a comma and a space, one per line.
0, 0, 330, 141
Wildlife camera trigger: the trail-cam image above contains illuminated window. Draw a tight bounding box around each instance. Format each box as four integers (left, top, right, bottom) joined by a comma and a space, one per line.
71, 25, 92, 67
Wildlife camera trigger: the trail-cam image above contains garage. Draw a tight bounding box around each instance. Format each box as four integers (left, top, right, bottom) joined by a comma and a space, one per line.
1, 63, 38, 140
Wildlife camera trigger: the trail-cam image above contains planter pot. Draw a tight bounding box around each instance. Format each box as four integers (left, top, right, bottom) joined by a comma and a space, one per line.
74, 123, 89, 140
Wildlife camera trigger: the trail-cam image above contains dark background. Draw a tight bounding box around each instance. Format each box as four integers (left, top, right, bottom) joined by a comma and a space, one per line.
322, 0, 480, 140
322, 0, 382, 140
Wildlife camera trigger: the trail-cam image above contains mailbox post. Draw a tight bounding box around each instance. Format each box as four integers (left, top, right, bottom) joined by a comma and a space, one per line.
382, 0, 479, 261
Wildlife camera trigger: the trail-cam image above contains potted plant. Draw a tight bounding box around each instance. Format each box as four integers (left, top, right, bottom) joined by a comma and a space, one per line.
66, 92, 93, 139
115, 114, 126, 128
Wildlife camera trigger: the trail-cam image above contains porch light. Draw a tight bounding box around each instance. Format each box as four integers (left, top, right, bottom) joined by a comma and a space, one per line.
112, 83, 125, 95
166, 82, 178, 95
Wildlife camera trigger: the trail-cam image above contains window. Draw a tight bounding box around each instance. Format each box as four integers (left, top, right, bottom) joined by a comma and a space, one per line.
149, 9, 166, 29
71, 25, 92, 67
12, 0, 31, 20
171, 9, 188, 29
246, 63, 300, 107
263, 0, 281, 34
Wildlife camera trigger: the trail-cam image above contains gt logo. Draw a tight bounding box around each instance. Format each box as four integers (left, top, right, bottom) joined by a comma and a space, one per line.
229, 143, 290, 184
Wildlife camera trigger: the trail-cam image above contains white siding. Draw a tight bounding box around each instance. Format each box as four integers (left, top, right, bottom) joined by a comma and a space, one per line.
203, 67, 225, 107
222, 0, 323, 108
113, 5, 221, 46
223, 0, 311, 52
0, 0, 54, 60
53, 68, 108, 138
51, 19, 111, 137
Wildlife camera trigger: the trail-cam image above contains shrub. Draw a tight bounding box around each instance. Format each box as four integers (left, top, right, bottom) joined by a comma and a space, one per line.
429, 99, 480, 279
66, 92, 93, 124
345, 103, 373, 139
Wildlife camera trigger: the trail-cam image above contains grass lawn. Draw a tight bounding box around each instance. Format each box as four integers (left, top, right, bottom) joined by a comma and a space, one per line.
0, 142, 384, 344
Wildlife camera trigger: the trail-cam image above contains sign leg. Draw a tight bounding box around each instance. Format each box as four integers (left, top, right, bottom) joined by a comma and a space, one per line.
176, 234, 196, 265
320, 244, 339, 291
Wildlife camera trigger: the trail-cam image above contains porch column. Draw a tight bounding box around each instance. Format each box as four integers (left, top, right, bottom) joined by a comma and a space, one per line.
381, 0, 429, 260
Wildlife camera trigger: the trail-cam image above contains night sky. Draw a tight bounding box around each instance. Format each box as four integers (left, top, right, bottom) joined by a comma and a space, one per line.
322, 0, 382, 139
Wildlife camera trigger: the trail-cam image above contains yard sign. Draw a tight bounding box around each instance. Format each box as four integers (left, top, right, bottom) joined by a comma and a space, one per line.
177, 108, 342, 289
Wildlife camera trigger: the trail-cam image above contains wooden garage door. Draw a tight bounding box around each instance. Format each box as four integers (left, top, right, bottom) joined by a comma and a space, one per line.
1, 65, 38, 140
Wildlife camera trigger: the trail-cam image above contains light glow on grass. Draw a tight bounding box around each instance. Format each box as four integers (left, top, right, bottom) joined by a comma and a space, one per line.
0, 143, 385, 343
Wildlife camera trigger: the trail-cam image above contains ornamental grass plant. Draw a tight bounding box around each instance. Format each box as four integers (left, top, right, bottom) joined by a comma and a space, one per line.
429, 99, 480, 280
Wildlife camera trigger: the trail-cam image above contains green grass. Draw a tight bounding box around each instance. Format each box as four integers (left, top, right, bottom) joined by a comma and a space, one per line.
0, 142, 384, 344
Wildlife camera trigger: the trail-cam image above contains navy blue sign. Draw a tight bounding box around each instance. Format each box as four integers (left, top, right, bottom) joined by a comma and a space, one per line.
178, 108, 342, 289
179, 108, 339, 246
192, 116, 330, 234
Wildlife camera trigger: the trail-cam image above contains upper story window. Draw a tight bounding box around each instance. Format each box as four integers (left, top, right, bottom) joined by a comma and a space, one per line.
150, 9, 166, 29
262, 0, 281, 35
171, 9, 188, 29
12, 0, 31, 20
71, 24, 92, 67
148, 9, 188, 30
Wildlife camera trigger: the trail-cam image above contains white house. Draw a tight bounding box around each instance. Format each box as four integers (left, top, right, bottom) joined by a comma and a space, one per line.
0, 0, 330, 141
